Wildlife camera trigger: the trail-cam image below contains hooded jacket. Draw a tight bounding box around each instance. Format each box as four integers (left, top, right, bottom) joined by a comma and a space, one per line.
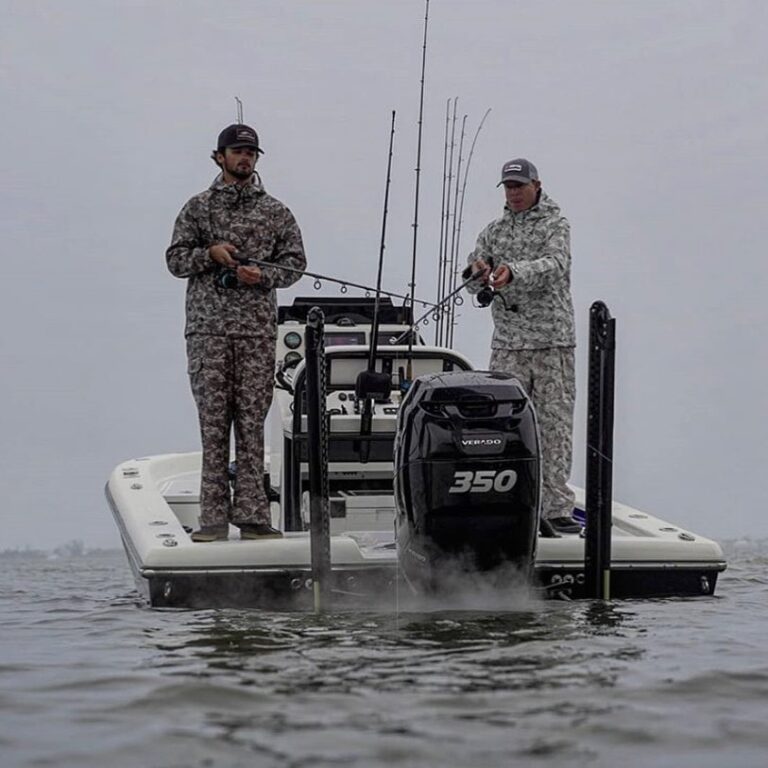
166, 173, 306, 340
469, 191, 575, 350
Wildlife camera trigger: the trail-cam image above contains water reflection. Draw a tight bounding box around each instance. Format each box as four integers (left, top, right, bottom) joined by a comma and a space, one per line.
139, 596, 642, 698
574, 600, 633, 633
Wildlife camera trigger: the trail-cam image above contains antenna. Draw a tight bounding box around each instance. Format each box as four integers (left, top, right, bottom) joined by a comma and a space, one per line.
406, 0, 430, 382
235, 96, 244, 123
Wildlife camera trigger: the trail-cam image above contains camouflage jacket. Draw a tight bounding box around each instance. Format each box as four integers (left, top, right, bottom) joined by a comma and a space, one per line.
166, 173, 306, 339
468, 192, 575, 350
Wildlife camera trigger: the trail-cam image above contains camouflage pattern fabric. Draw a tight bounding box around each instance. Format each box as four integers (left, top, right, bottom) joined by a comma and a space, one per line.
489, 347, 576, 520
468, 192, 575, 350
187, 334, 276, 526
168, 172, 306, 527
166, 173, 306, 340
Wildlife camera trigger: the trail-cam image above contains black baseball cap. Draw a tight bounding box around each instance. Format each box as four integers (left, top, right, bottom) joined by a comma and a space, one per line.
216, 123, 264, 154
497, 158, 538, 186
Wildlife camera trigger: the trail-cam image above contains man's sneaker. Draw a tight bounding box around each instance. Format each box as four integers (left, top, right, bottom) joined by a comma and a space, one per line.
238, 523, 283, 540
190, 524, 229, 542
548, 516, 582, 535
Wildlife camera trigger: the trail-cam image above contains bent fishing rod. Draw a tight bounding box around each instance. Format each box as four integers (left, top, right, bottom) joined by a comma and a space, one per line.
230, 256, 439, 311
389, 265, 484, 346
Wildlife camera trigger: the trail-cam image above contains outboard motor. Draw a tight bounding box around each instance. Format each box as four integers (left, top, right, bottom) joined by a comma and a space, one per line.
394, 371, 540, 591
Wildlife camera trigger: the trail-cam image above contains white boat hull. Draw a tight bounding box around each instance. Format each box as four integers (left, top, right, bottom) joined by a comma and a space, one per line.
106, 452, 726, 608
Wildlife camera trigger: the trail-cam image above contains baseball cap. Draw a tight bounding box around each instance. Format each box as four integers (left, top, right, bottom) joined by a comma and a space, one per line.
216, 123, 264, 154
497, 158, 538, 186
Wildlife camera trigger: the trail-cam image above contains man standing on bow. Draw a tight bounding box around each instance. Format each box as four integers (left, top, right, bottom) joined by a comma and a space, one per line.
166, 123, 306, 542
468, 158, 579, 535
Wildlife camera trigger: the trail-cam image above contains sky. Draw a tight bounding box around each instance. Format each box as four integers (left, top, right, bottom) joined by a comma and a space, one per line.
1, 0, 767, 550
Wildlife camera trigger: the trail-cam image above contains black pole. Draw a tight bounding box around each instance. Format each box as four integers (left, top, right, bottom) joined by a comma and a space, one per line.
305, 307, 331, 611
584, 301, 616, 599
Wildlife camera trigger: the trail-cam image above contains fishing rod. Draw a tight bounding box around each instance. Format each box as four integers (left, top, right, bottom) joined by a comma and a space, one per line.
445, 113, 467, 344
405, 0, 430, 384
437, 97, 458, 346
391, 267, 481, 347
234, 257, 439, 311
368, 110, 396, 375
447, 107, 491, 346
434, 98, 450, 347
358, 110, 397, 462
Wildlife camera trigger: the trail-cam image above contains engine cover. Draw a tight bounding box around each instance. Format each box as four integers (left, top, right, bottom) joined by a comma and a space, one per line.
394, 370, 540, 591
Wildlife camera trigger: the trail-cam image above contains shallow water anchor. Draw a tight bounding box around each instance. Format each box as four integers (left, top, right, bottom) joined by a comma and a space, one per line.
305, 307, 332, 611
584, 301, 616, 599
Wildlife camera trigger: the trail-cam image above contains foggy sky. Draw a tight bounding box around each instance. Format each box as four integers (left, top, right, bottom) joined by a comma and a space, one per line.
1, 0, 767, 549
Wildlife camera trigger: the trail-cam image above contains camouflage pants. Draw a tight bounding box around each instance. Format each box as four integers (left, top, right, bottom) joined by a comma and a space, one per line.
187, 334, 275, 527
489, 347, 576, 520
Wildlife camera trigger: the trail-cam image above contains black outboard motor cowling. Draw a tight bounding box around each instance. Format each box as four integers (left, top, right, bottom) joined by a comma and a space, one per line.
394, 371, 540, 591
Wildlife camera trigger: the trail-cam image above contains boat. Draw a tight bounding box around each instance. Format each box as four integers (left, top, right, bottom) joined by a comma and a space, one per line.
105, 296, 727, 608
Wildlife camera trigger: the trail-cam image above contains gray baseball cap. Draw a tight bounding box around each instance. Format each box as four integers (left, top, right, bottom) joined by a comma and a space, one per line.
497, 158, 538, 186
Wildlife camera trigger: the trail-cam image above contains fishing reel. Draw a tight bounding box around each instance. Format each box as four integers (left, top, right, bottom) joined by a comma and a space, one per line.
476, 286, 495, 307
476, 284, 517, 313
462, 256, 497, 308
216, 254, 257, 289
216, 267, 240, 289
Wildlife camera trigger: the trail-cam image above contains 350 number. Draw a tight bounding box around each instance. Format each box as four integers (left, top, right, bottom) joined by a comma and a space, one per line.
448, 469, 518, 494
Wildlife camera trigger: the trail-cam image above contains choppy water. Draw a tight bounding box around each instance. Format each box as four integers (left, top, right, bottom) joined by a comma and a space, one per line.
1, 542, 767, 768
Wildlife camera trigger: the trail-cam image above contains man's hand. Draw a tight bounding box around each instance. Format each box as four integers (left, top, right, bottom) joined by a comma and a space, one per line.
237, 265, 263, 285
471, 258, 493, 284
490, 264, 512, 289
209, 243, 238, 267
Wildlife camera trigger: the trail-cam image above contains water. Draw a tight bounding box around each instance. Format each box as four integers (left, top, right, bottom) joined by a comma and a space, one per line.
2, 542, 767, 768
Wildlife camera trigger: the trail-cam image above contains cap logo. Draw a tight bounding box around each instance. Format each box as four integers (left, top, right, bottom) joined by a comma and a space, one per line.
237, 129, 255, 141
505, 164, 523, 172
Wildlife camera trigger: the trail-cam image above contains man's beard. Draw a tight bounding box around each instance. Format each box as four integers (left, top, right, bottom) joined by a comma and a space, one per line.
227, 161, 253, 180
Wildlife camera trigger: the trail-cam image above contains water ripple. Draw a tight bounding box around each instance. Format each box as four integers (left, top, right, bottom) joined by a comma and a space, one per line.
1, 548, 768, 767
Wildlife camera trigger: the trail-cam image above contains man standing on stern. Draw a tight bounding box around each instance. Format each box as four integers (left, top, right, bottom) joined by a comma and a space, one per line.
468, 158, 578, 535
166, 123, 306, 542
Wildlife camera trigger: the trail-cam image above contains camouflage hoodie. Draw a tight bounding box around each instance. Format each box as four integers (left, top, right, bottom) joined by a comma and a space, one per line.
166, 173, 306, 339
469, 191, 575, 350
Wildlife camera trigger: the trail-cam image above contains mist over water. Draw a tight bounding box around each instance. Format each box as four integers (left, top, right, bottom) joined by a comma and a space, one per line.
394, 557, 540, 614
2, 543, 767, 768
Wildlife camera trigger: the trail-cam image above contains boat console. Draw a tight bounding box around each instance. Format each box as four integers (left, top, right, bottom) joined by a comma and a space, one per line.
270, 297, 473, 535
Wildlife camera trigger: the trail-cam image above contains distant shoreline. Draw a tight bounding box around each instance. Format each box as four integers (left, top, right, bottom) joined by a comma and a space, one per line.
0, 546, 122, 560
